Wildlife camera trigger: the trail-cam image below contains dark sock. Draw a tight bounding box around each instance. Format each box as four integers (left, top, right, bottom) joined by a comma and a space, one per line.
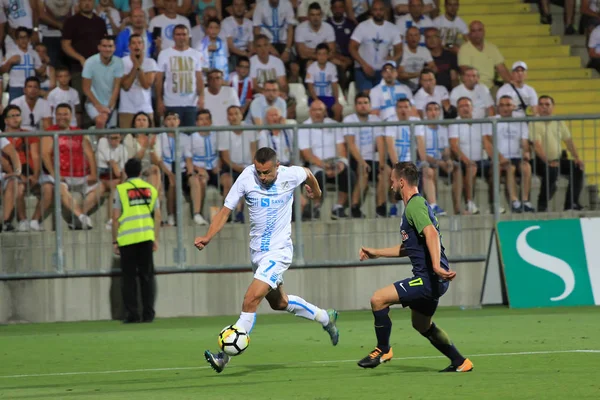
421, 322, 465, 366
373, 307, 392, 353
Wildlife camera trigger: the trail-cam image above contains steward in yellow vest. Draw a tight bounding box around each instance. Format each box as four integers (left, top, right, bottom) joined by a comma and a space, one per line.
112, 158, 161, 323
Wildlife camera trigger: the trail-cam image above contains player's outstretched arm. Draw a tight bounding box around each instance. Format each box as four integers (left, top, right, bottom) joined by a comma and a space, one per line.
194, 206, 233, 251
422, 225, 456, 281
359, 244, 406, 260
302, 167, 322, 200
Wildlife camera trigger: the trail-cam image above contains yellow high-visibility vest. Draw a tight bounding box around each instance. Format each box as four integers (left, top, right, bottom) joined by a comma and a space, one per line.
116, 178, 158, 247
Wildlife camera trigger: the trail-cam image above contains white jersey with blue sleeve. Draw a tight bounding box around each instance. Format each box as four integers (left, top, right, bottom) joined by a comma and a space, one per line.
190, 132, 218, 170
385, 116, 423, 162
224, 165, 307, 252
370, 81, 414, 121
423, 125, 449, 159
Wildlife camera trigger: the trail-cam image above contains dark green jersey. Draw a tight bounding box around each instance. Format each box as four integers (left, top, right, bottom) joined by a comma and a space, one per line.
400, 194, 450, 280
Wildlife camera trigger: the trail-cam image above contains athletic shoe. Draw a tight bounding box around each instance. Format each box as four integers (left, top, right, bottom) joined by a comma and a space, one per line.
193, 214, 208, 225
17, 220, 29, 232
204, 350, 230, 374
323, 309, 339, 346
79, 214, 93, 229
523, 202, 535, 213
439, 358, 474, 373
29, 220, 43, 232
357, 347, 393, 369
167, 215, 175, 226
432, 204, 446, 216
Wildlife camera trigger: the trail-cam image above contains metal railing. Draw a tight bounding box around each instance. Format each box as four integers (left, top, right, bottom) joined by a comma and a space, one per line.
0, 114, 598, 279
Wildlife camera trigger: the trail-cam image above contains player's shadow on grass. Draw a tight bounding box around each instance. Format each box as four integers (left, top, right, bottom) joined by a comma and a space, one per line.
372, 364, 439, 374
212, 363, 287, 377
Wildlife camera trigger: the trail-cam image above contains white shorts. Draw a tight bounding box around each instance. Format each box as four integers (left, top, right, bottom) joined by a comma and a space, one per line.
38, 174, 100, 196
84, 102, 118, 128
250, 246, 293, 289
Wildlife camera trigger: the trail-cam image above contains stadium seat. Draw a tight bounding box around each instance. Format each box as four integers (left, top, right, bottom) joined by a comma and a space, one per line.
2, 92, 8, 109
289, 83, 309, 122
338, 90, 353, 118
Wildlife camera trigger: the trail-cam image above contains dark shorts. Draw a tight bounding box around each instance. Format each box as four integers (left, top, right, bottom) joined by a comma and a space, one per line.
220, 169, 241, 182
355, 68, 382, 92
163, 171, 190, 194
460, 160, 491, 179
350, 159, 381, 183
393, 277, 449, 317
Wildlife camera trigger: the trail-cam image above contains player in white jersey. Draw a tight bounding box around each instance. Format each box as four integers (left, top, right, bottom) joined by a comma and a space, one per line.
196, 147, 339, 373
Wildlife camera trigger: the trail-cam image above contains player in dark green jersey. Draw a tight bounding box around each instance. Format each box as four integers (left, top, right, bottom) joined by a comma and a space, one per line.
357, 161, 473, 372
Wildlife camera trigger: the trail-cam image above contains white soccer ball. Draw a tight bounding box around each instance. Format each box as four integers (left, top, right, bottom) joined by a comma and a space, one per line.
218, 325, 250, 356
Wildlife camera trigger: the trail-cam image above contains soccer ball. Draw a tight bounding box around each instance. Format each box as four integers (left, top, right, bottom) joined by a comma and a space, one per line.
218, 325, 250, 356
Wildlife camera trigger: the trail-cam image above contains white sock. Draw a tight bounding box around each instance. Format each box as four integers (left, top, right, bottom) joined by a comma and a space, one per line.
235, 312, 256, 334
286, 295, 329, 327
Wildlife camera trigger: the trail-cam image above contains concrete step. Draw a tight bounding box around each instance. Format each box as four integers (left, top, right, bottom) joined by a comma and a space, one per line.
500, 45, 571, 58
493, 36, 561, 47
527, 69, 592, 80
461, 13, 539, 26
487, 25, 551, 37
453, 4, 530, 15
529, 79, 600, 91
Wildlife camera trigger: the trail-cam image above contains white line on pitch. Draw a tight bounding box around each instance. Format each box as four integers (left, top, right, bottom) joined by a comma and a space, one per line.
1, 349, 598, 379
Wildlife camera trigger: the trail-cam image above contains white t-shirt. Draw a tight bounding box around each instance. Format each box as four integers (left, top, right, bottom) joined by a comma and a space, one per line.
123, 133, 162, 170
40, 0, 75, 37
159, 132, 191, 172
350, 19, 402, 70
252, 0, 296, 44
119, 56, 159, 114
493, 116, 529, 159
343, 113, 384, 161
221, 16, 254, 52
247, 95, 287, 124
395, 14, 434, 45
423, 125, 449, 159
448, 119, 492, 162
1, 0, 33, 29
3, 48, 41, 88
157, 47, 202, 107
96, 138, 127, 170
188, 132, 218, 169
224, 164, 307, 252
414, 85, 449, 113
399, 44, 433, 86
370, 81, 414, 121
589, 25, 600, 52
94, 7, 121, 36
496, 83, 538, 118
258, 129, 294, 165
385, 116, 423, 162
433, 15, 468, 48
450, 84, 494, 119
218, 128, 258, 166
294, 21, 335, 50
305, 61, 338, 97
204, 87, 241, 126
47, 87, 80, 125
10, 96, 51, 131
149, 14, 191, 51
298, 117, 344, 164
249, 55, 286, 88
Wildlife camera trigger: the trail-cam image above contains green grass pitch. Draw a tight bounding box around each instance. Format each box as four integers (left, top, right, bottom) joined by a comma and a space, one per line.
1, 307, 599, 399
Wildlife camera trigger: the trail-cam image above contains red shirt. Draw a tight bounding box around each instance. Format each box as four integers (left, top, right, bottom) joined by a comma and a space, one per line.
7, 130, 39, 169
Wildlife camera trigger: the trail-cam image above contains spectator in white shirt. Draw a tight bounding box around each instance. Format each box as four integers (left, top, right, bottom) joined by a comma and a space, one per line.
588, 25, 600, 71
449, 97, 493, 215
47, 67, 80, 126
398, 26, 437, 89
349, 1, 402, 94
190, 6, 222, 48
496, 61, 539, 117
149, 0, 191, 51
295, 2, 336, 66
433, 0, 468, 53
204, 69, 241, 126
247, 80, 286, 125
155, 24, 205, 127
343, 93, 389, 217
257, 107, 294, 165
369, 61, 414, 121
413, 68, 450, 119
422, 102, 461, 214
196, 18, 230, 81
229, 56, 254, 116
450, 66, 494, 119
305, 43, 343, 121
221, 0, 255, 66
157, 111, 199, 227
188, 109, 221, 226
95, 0, 123, 35
485, 96, 534, 213
0, 27, 45, 102
395, 0, 434, 44
96, 133, 128, 230
253, 0, 296, 63
119, 33, 158, 129
250, 34, 288, 94
299, 100, 356, 220
10, 77, 52, 131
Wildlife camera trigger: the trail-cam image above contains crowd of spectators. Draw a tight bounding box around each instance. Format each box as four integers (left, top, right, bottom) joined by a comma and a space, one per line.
0, 0, 589, 232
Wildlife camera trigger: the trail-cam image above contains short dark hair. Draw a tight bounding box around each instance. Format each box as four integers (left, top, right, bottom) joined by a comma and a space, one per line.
255, 34, 270, 44
308, 2, 322, 12
456, 96, 472, 106
396, 98, 411, 106
173, 24, 189, 34
237, 56, 250, 66
254, 147, 277, 164
539, 95, 554, 105
55, 66, 70, 74
498, 95, 514, 103
355, 93, 370, 104
316, 43, 330, 53
264, 79, 279, 89
101, 35, 116, 43
55, 103, 72, 114
425, 101, 440, 111
125, 158, 143, 178
227, 105, 242, 113
393, 162, 419, 186
197, 109, 212, 119
25, 76, 41, 88
3, 104, 21, 119
129, 33, 142, 44
15, 26, 31, 38
132, 111, 151, 128
420, 68, 435, 77
205, 17, 221, 27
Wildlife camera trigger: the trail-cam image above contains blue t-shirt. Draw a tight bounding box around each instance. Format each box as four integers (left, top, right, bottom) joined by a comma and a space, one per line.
82, 54, 125, 106
326, 18, 356, 57
114, 28, 155, 58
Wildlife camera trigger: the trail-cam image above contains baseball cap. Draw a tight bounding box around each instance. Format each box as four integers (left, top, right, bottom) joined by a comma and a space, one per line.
382, 60, 397, 70
511, 61, 528, 71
